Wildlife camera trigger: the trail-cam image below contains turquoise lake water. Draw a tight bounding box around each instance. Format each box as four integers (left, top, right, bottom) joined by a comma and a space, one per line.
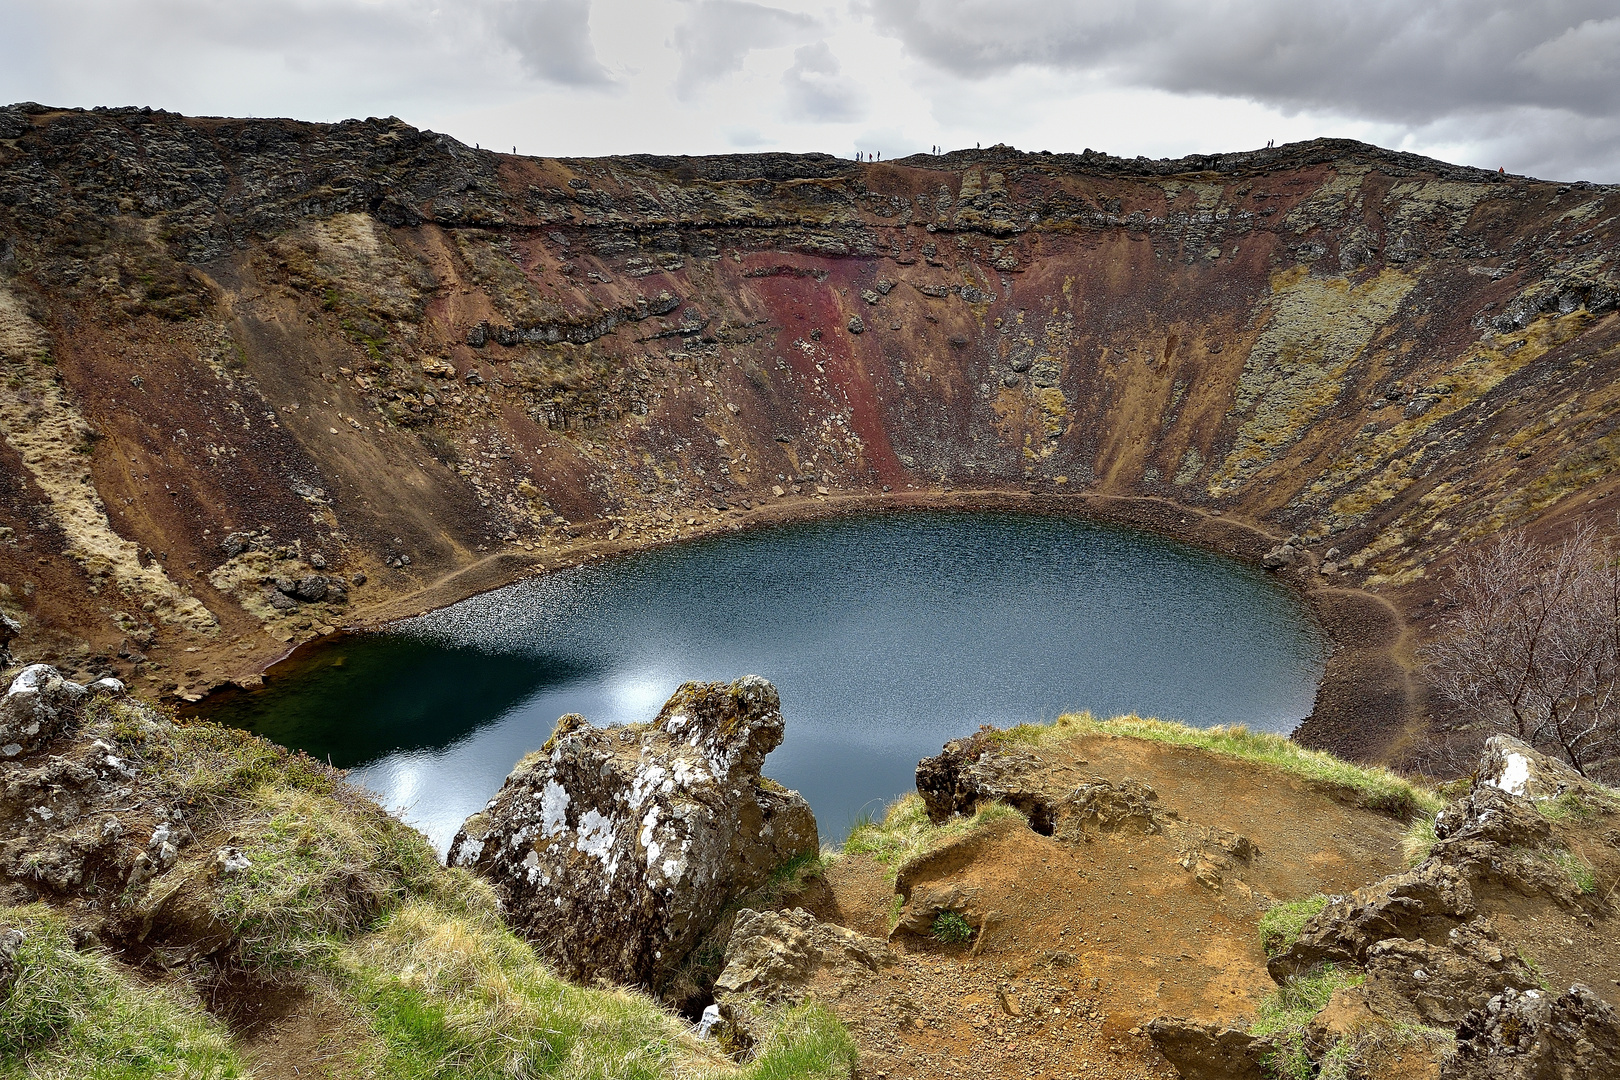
201, 511, 1329, 851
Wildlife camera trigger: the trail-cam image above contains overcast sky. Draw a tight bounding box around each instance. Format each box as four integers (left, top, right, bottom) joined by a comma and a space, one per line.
3, 0, 1617, 182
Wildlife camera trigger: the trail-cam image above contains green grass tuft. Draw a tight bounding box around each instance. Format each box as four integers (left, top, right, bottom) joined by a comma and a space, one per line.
1249, 965, 1364, 1080
843, 793, 1025, 876
1258, 895, 1331, 957
1535, 788, 1618, 822
0, 905, 246, 1080
1402, 814, 1439, 866
1548, 847, 1598, 895
213, 787, 443, 973
744, 1001, 859, 1080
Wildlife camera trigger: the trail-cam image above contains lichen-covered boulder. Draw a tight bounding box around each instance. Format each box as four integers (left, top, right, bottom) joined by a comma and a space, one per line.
1445, 984, 1620, 1080
1477, 735, 1591, 801
1, 665, 87, 759
447, 675, 818, 989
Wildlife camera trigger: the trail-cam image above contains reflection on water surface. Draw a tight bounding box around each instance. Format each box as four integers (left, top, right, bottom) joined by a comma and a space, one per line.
202, 512, 1329, 851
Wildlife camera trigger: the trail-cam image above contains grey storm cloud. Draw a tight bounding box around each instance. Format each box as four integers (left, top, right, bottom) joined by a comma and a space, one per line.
863, 0, 1620, 178
0, 0, 617, 113
672, 1, 819, 96
782, 40, 862, 122
491, 0, 617, 88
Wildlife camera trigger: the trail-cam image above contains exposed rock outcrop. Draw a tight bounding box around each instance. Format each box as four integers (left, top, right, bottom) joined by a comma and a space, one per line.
1146, 1018, 1276, 1080
1362, 923, 1541, 1025
715, 907, 891, 1002
915, 729, 1170, 838
1445, 985, 1620, 1080
1267, 860, 1476, 980
446, 676, 818, 989
1, 664, 87, 759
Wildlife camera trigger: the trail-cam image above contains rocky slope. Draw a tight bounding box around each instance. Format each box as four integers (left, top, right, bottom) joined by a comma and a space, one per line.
1, 102, 1618, 762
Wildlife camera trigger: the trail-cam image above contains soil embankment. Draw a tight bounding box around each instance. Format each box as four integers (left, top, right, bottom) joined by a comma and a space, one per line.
768, 726, 1620, 1080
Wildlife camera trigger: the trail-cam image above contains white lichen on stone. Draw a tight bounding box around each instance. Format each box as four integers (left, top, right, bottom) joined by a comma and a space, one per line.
540, 779, 570, 838
574, 808, 616, 862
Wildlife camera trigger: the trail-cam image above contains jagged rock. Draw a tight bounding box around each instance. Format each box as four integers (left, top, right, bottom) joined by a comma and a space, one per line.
1268, 860, 1474, 980
0, 612, 19, 668
1431, 783, 1582, 906
1435, 782, 1553, 849
292, 575, 328, 602
915, 728, 1060, 828
0, 107, 29, 140
1054, 778, 1164, 839
1363, 921, 1540, 1025
218, 532, 253, 558
446, 676, 817, 989
714, 907, 890, 1002
1261, 539, 1306, 569
846, 314, 864, 334
1445, 984, 1620, 1079
1, 666, 86, 759
1477, 735, 1594, 801
215, 847, 251, 874
1146, 1017, 1277, 1080
916, 729, 1168, 840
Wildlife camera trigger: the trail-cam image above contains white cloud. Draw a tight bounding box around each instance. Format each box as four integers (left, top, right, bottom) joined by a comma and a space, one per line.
671, 1, 817, 96
782, 40, 861, 122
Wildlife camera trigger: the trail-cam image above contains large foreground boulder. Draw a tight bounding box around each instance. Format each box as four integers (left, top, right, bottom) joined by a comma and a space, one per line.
447, 676, 818, 989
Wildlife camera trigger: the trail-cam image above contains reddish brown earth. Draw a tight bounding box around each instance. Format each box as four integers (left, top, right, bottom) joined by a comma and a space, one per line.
1, 105, 1618, 769
784, 734, 1620, 1079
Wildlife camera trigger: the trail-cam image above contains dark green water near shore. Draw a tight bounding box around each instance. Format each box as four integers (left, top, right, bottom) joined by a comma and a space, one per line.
201, 512, 1329, 851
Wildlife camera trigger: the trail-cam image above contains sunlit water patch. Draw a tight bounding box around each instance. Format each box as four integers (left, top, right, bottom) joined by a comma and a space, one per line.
201, 512, 1329, 852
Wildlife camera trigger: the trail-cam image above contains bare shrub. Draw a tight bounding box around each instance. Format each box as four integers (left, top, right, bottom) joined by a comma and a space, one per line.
1423, 522, 1619, 780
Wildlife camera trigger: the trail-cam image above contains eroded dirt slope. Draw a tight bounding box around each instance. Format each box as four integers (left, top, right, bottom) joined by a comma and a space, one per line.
780, 731, 1620, 1080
